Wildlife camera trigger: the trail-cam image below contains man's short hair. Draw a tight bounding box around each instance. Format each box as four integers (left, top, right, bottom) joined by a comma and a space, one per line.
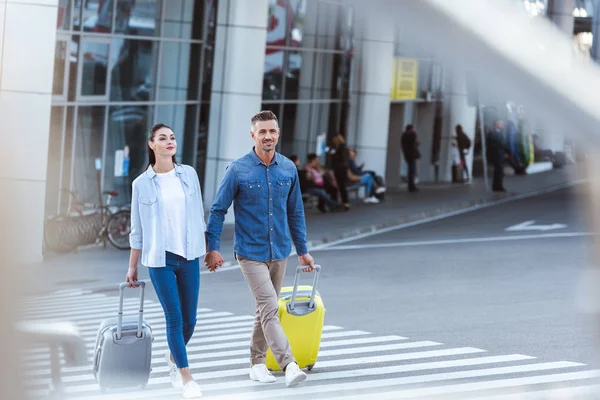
307, 153, 318, 162
251, 110, 278, 128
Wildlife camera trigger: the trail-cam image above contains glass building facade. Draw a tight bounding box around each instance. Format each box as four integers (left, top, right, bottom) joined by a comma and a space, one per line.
262, 0, 354, 161
45, 0, 217, 214
44, 0, 354, 216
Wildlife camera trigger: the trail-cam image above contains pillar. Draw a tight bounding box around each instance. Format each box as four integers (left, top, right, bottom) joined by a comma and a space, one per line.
204, 0, 269, 220
0, 0, 58, 396
347, 9, 395, 178
543, 0, 576, 152
0, 0, 58, 263
439, 68, 477, 182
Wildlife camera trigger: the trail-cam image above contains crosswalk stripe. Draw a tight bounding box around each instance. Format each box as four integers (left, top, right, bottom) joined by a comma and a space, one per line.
22, 325, 347, 358
54, 362, 591, 400
28, 354, 534, 389
465, 384, 600, 399
24, 310, 238, 325
305, 370, 600, 400
20, 301, 165, 318
23, 330, 374, 367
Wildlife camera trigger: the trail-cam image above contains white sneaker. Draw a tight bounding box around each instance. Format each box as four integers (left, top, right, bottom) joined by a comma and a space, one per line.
364, 196, 380, 204
182, 381, 203, 399
249, 364, 277, 383
375, 186, 387, 194
165, 351, 182, 389
285, 362, 307, 387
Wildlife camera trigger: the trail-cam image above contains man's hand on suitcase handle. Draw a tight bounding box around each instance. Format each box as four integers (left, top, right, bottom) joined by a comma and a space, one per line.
298, 253, 315, 272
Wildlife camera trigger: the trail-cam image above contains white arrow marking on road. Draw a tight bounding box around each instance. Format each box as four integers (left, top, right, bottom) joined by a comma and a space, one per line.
505, 220, 567, 232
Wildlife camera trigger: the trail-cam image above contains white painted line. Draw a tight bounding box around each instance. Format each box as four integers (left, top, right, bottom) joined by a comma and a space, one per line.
26, 337, 434, 371
21, 310, 235, 327
25, 345, 484, 378
29, 353, 533, 389
20, 289, 95, 304
305, 370, 600, 400
466, 384, 600, 399
202, 366, 600, 400
318, 232, 595, 251
21, 302, 165, 320
57, 360, 584, 399
28, 332, 394, 379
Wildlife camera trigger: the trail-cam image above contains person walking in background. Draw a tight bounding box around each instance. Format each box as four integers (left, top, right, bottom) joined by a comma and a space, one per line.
487, 119, 508, 192
455, 124, 472, 183
401, 124, 420, 192
329, 132, 351, 210
204, 110, 316, 388
126, 123, 205, 399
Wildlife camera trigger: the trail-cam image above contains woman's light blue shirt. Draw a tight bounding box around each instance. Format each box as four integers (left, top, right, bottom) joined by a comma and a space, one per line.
129, 164, 206, 268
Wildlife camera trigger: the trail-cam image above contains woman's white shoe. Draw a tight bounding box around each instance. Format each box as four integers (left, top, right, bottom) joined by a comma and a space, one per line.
182, 381, 203, 398
165, 351, 183, 389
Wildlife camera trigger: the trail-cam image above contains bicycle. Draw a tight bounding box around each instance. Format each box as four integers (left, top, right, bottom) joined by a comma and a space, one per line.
44, 189, 131, 253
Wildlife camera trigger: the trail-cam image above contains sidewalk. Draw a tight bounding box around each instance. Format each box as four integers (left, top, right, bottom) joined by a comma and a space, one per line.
27, 165, 582, 296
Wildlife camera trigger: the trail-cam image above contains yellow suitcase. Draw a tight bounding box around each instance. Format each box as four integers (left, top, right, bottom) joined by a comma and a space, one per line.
266, 265, 325, 372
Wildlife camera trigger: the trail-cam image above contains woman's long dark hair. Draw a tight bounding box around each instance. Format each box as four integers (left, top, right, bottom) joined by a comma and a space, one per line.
147, 123, 177, 168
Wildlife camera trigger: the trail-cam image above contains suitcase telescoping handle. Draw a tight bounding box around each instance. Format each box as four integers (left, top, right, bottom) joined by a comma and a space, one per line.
117, 281, 145, 340
289, 265, 321, 312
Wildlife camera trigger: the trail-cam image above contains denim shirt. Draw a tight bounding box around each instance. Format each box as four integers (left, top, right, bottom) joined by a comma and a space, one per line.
129, 164, 206, 268
206, 149, 308, 262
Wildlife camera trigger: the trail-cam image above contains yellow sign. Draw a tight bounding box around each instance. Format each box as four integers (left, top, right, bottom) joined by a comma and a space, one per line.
391, 58, 418, 100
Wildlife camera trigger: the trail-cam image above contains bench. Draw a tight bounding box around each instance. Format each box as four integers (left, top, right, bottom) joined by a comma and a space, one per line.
346, 183, 365, 201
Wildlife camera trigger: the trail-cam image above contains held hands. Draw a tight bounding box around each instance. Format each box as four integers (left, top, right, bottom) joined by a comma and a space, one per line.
205, 250, 224, 272
298, 253, 315, 272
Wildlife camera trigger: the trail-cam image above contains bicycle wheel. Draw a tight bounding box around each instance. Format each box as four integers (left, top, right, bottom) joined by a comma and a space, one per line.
107, 210, 131, 250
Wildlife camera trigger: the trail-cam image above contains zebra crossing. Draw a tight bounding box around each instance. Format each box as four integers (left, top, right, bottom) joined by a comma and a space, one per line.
18, 288, 600, 399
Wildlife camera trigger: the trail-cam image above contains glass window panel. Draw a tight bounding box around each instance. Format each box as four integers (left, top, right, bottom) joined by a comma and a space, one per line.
288, 0, 307, 48
60, 107, 76, 214
79, 39, 110, 97
157, 42, 202, 101
267, 0, 289, 48
284, 50, 337, 100
105, 105, 154, 206
110, 39, 158, 101
53, 41, 69, 97
72, 106, 106, 205
163, 0, 203, 40
278, 102, 336, 161
115, 0, 161, 37
74, 0, 113, 33
57, 0, 72, 30
264, 48, 284, 100
154, 104, 199, 164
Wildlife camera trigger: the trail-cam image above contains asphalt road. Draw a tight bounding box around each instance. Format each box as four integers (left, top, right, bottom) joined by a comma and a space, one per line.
20, 186, 600, 399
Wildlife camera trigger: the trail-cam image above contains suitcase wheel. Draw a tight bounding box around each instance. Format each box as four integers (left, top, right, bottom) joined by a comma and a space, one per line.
307, 364, 314, 371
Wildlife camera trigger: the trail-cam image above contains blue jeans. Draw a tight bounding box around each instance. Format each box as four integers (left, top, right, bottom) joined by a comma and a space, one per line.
148, 252, 200, 369
360, 173, 376, 197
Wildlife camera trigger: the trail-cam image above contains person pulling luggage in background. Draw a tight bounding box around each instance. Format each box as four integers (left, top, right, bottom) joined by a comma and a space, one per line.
204, 110, 316, 388
126, 123, 205, 399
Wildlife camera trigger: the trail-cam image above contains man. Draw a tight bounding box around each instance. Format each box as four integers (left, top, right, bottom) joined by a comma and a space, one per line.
401, 124, 420, 192
487, 119, 508, 192
204, 110, 316, 388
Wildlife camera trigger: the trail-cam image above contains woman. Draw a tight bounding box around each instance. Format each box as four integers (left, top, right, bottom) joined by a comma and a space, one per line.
126, 123, 205, 399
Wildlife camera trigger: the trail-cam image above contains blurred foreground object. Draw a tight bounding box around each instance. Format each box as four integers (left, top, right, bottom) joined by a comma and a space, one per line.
15, 321, 88, 399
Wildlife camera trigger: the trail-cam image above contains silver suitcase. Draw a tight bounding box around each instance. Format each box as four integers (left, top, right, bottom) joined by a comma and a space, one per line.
92, 281, 153, 392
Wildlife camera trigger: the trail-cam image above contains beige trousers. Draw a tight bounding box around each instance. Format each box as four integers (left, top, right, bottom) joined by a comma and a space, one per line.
237, 255, 294, 369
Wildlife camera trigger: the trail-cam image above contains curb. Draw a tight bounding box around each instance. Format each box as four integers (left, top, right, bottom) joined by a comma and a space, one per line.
34, 179, 585, 297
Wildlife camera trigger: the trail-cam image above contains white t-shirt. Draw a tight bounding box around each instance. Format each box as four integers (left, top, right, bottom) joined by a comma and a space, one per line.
156, 169, 187, 257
